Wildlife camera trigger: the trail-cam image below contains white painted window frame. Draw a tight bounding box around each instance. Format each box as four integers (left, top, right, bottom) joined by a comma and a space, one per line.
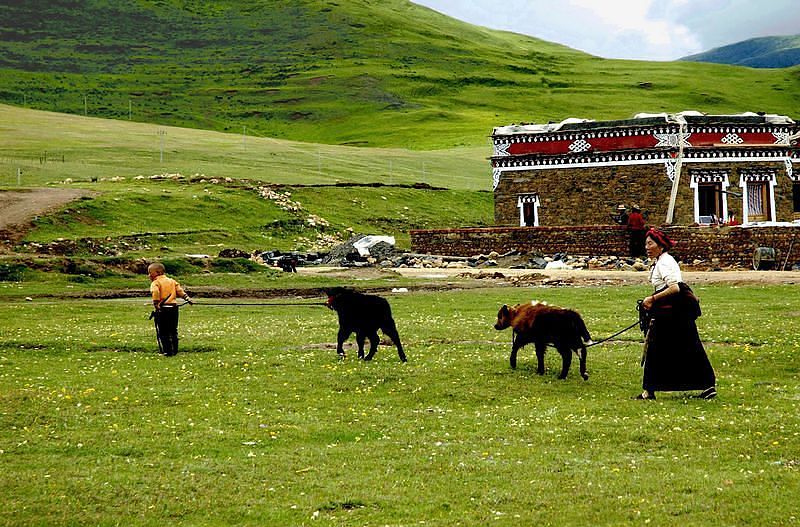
738, 171, 777, 224
516, 194, 540, 227
689, 170, 730, 224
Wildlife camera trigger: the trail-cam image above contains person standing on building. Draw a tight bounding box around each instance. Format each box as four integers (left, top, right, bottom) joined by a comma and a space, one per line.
148, 262, 192, 356
626, 204, 647, 258
636, 229, 716, 400
611, 204, 629, 225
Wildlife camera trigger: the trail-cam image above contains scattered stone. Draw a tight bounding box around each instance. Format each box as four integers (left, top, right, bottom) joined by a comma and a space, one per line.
218, 248, 250, 258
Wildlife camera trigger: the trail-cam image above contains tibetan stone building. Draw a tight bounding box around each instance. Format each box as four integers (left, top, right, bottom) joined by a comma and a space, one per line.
491, 112, 800, 227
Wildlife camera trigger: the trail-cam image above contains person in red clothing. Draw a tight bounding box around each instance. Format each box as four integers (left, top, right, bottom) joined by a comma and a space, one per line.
626, 205, 647, 258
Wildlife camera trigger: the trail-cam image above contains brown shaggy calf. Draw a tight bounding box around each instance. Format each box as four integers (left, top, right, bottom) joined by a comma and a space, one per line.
494, 302, 591, 380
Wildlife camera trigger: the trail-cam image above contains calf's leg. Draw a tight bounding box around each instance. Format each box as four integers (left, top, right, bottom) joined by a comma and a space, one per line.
363, 332, 380, 361
535, 341, 547, 375
510, 331, 522, 369
557, 345, 572, 379
381, 319, 406, 362
337, 328, 351, 359
356, 332, 367, 359
578, 346, 588, 380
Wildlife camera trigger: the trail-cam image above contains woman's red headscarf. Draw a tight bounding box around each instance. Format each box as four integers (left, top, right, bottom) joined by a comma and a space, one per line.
646, 228, 674, 250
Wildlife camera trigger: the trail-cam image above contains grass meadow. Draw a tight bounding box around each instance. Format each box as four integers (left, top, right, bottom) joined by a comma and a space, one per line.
2, 2, 799, 149
2, 277, 799, 526
0, 104, 490, 190
0, 105, 493, 254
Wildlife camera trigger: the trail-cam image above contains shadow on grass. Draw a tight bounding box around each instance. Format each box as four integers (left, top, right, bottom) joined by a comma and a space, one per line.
85, 344, 217, 354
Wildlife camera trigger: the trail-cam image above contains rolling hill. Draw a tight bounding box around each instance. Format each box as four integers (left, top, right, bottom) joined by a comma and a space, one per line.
681, 34, 800, 68
1, 0, 799, 149
0, 104, 493, 254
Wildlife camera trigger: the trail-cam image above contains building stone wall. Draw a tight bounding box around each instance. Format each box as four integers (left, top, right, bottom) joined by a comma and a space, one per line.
495, 160, 795, 227
411, 225, 800, 268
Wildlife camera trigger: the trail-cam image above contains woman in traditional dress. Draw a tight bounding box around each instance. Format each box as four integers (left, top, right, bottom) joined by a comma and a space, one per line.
636, 228, 716, 400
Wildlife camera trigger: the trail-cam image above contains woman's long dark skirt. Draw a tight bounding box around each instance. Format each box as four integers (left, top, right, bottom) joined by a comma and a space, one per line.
643, 314, 715, 392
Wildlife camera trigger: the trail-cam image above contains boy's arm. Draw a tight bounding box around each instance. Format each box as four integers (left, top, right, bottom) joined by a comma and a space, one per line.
151, 282, 161, 310
176, 284, 192, 304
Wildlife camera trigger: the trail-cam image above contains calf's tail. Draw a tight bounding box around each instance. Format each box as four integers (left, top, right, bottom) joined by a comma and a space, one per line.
575, 315, 591, 343
382, 317, 407, 362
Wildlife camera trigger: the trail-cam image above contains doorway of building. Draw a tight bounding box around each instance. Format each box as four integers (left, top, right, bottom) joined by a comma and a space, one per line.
516, 194, 540, 227
793, 183, 800, 220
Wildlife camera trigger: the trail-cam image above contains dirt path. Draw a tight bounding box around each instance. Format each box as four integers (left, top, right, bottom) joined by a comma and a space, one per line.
0, 188, 91, 229
0, 187, 92, 249
299, 265, 800, 286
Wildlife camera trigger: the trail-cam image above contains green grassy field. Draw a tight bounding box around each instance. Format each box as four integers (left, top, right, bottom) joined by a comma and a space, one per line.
0, 104, 489, 190
0, 104, 493, 254
1, 277, 798, 526
1, 1, 798, 149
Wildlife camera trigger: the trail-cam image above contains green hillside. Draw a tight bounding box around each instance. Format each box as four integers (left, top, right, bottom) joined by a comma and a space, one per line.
681, 34, 800, 68
1, 0, 799, 149
0, 104, 488, 190
0, 104, 492, 254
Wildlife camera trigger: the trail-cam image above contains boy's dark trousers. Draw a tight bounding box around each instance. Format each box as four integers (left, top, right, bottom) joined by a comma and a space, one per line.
153, 305, 180, 356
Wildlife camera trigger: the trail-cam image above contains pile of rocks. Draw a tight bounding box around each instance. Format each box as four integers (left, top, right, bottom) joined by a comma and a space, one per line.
18, 237, 150, 256
249, 250, 326, 268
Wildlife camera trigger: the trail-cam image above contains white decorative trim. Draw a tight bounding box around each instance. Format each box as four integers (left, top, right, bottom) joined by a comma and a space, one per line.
786, 159, 796, 181
516, 194, 540, 204
494, 142, 510, 157
689, 170, 730, 224
516, 194, 540, 226
492, 168, 501, 190
568, 139, 592, 152
665, 159, 676, 182
773, 131, 792, 145
493, 124, 798, 150
654, 132, 692, 148
720, 133, 744, 144
739, 170, 778, 224
492, 153, 797, 173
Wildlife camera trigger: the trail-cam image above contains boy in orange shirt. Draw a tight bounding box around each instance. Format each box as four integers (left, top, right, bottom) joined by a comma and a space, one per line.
148, 262, 192, 356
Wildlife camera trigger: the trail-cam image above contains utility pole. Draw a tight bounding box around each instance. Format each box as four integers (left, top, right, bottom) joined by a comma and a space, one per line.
17, 168, 21, 185
665, 117, 687, 224
158, 129, 166, 163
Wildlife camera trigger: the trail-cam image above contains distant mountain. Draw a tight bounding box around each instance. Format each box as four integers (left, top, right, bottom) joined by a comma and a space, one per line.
680, 35, 800, 68
0, 1, 798, 149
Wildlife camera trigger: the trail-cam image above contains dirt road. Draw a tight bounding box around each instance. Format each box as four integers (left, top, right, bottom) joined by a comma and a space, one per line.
299, 265, 800, 286
0, 188, 91, 230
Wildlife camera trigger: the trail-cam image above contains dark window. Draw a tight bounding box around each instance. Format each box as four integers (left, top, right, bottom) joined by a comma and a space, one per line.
522, 202, 536, 226
698, 183, 722, 218
793, 183, 800, 214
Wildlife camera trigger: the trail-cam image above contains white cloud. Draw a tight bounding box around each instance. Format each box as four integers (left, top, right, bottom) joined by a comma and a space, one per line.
412, 0, 799, 61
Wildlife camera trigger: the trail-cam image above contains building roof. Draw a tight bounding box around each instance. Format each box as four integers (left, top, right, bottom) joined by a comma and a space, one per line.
492, 111, 796, 137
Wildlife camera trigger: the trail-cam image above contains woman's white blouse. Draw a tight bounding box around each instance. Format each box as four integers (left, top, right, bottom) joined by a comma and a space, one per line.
650, 252, 682, 290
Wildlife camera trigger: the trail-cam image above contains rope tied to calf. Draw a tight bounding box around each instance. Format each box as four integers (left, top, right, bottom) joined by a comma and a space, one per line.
585, 320, 640, 347
584, 300, 648, 347
162, 300, 329, 308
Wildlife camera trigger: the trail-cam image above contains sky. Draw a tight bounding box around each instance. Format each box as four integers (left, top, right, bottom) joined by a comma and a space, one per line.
411, 0, 800, 61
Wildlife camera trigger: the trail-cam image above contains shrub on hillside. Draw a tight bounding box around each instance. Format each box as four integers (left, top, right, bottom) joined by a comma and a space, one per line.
0, 263, 28, 282
160, 258, 206, 276
208, 258, 266, 274
61, 259, 114, 278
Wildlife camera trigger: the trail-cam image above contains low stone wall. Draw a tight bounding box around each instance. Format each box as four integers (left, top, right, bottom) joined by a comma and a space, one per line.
410, 225, 800, 268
